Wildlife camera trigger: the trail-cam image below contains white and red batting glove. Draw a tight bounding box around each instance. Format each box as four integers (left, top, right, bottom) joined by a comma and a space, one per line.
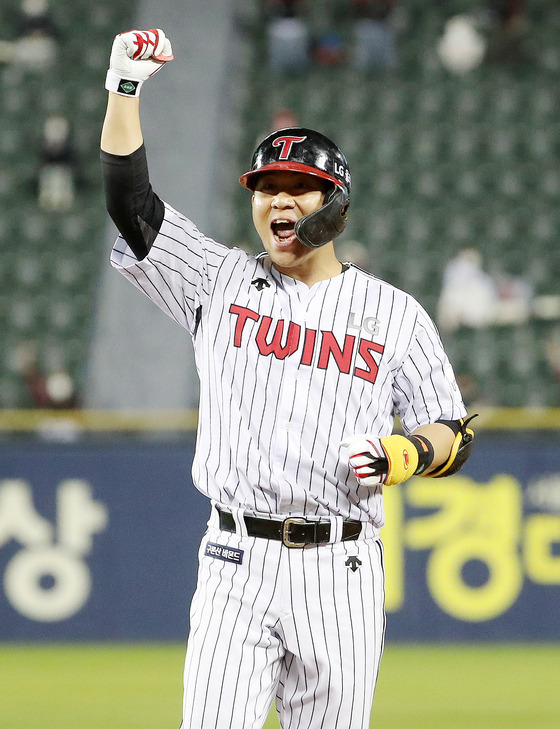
341, 434, 425, 487
105, 28, 173, 98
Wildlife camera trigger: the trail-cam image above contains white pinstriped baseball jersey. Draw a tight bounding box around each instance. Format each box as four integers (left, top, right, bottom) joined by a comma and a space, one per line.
111, 201, 467, 529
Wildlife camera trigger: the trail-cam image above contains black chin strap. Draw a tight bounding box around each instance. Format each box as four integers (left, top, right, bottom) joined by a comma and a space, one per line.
294, 187, 350, 248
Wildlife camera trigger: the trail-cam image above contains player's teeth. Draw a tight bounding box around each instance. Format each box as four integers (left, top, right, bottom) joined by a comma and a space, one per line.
271, 218, 292, 238
272, 221, 295, 240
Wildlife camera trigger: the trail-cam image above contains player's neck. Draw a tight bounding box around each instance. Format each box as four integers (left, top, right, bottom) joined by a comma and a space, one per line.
268, 242, 344, 287
273, 255, 344, 287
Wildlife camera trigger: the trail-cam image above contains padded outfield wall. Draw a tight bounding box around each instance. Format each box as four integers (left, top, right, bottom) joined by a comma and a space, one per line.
0, 409, 559, 641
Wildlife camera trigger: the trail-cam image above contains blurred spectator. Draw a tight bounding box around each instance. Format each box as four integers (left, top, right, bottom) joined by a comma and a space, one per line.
487, 0, 527, 28
15, 342, 78, 409
437, 1, 528, 74
37, 114, 80, 213
492, 268, 533, 325
266, 14, 310, 73
437, 14, 486, 74
263, 0, 304, 18
11, 0, 60, 70
352, 0, 396, 19
253, 108, 299, 155
436, 247, 499, 332
351, 0, 398, 70
313, 29, 345, 67
16, 0, 58, 36
263, 0, 310, 74
26, 366, 78, 409
337, 240, 370, 269
484, 0, 528, 63
271, 107, 298, 131
438, 248, 534, 331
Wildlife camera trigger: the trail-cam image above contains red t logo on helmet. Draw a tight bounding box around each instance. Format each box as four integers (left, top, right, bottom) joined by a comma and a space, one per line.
272, 135, 307, 160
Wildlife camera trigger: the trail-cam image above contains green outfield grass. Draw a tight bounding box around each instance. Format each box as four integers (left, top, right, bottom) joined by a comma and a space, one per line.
1, 643, 559, 729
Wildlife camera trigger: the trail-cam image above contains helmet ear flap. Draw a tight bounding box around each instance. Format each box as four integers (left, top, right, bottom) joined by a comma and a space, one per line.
294, 187, 350, 248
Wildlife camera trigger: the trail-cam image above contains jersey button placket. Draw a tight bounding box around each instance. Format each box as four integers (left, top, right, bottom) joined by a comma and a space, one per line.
270, 299, 309, 479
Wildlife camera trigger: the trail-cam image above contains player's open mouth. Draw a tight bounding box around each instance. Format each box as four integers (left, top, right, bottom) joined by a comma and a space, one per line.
271, 219, 297, 245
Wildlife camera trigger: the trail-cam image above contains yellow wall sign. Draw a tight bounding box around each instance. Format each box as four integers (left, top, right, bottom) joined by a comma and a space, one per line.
381, 474, 560, 623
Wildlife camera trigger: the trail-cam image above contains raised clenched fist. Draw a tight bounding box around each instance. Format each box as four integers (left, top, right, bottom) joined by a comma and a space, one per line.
105, 28, 173, 97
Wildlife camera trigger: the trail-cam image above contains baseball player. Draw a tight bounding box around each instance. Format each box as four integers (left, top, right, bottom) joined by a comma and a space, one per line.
101, 29, 475, 729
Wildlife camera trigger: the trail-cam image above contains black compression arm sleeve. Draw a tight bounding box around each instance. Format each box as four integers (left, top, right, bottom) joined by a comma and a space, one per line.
101, 144, 164, 260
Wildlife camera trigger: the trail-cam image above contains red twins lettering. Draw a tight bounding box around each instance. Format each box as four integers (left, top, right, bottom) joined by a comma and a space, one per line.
355, 339, 384, 383
317, 332, 355, 374
272, 135, 308, 160
230, 304, 259, 346
256, 317, 301, 359
228, 304, 384, 383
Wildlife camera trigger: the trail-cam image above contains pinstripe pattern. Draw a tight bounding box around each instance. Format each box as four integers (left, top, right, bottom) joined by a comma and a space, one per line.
111, 201, 465, 728
111, 202, 466, 528
181, 523, 385, 729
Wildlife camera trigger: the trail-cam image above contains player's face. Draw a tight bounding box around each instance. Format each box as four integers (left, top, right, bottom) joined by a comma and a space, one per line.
251, 171, 334, 278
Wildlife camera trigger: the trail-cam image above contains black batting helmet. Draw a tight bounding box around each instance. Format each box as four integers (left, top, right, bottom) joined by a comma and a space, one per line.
239, 127, 351, 248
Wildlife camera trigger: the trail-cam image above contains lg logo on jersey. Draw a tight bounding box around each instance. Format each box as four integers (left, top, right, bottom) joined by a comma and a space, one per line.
229, 304, 384, 384
347, 312, 380, 337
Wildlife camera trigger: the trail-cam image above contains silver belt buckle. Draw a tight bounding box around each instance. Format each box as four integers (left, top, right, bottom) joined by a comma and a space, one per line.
282, 517, 308, 548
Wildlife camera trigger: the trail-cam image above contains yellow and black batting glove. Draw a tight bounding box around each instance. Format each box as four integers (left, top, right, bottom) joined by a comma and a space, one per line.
342, 416, 476, 488
341, 433, 433, 487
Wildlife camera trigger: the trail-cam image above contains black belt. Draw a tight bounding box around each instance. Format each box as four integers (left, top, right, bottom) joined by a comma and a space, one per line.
216, 507, 363, 548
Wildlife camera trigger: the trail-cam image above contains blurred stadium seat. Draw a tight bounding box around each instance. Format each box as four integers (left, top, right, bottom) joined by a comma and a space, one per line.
0, 0, 135, 407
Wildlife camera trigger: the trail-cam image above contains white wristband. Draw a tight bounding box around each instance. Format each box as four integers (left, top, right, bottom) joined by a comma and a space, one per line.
105, 68, 144, 97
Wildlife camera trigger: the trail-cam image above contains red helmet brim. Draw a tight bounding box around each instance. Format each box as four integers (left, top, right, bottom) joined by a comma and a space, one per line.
239, 161, 343, 191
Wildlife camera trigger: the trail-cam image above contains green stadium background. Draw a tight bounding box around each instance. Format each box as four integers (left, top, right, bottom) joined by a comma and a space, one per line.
1, 1, 559, 727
